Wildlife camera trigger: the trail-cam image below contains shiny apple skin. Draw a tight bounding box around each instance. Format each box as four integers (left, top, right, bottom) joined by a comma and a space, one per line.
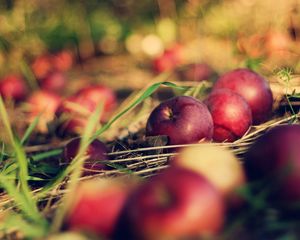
213, 68, 273, 124
205, 89, 252, 142
115, 167, 225, 240
146, 96, 213, 145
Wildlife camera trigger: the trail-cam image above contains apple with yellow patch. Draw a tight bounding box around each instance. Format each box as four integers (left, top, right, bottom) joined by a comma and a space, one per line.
173, 145, 245, 204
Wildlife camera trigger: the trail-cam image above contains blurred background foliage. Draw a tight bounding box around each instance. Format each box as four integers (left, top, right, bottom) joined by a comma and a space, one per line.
0, 0, 299, 75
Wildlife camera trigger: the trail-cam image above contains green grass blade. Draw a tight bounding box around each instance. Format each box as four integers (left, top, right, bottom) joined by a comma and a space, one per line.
0, 212, 47, 239
20, 59, 39, 90
21, 114, 41, 145
92, 81, 187, 139
0, 97, 45, 225
31, 149, 63, 162
50, 101, 104, 233
0, 175, 43, 223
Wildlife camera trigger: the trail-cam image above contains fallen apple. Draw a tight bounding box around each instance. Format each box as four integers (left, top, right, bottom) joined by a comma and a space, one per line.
63, 137, 109, 174
244, 124, 300, 203
52, 50, 74, 72
173, 145, 246, 203
31, 54, 53, 80
26, 90, 62, 133
40, 71, 66, 92
213, 68, 273, 124
114, 167, 225, 239
146, 96, 213, 145
204, 89, 252, 142
66, 178, 134, 238
0, 75, 28, 101
153, 44, 183, 73
178, 63, 215, 82
56, 85, 117, 134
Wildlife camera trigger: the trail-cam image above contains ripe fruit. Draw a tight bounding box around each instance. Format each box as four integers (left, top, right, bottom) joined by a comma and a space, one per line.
26, 90, 62, 133
0, 75, 28, 101
173, 145, 245, 202
178, 63, 215, 82
66, 178, 134, 238
52, 50, 73, 72
40, 71, 66, 92
63, 137, 109, 174
153, 44, 183, 73
76, 85, 117, 121
213, 68, 273, 124
31, 55, 53, 79
115, 167, 224, 239
57, 85, 117, 134
146, 96, 213, 145
244, 124, 300, 203
204, 89, 252, 142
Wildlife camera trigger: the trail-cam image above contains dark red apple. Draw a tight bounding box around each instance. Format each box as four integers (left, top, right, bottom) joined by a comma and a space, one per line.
115, 167, 225, 239
153, 44, 183, 73
179, 63, 215, 82
66, 178, 134, 238
146, 96, 213, 145
52, 50, 73, 72
31, 55, 53, 79
26, 90, 62, 133
213, 68, 273, 124
244, 124, 300, 203
40, 71, 66, 92
0, 75, 28, 101
57, 85, 116, 134
204, 89, 252, 142
63, 137, 109, 174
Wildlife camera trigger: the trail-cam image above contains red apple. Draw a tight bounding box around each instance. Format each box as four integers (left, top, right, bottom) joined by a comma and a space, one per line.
146, 96, 213, 145
56, 85, 116, 134
173, 145, 246, 203
26, 90, 62, 133
213, 68, 273, 124
204, 89, 252, 142
153, 44, 183, 73
115, 167, 225, 239
63, 137, 109, 174
244, 124, 300, 203
0, 75, 28, 101
31, 55, 53, 79
179, 63, 215, 82
40, 71, 66, 92
52, 50, 73, 72
56, 95, 93, 134
76, 85, 117, 121
66, 178, 134, 238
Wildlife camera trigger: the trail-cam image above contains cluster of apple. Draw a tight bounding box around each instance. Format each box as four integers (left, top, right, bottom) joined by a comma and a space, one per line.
147, 68, 273, 144
64, 144, 243, 239
63, 120, 300, 240
0, 50, 118, 134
